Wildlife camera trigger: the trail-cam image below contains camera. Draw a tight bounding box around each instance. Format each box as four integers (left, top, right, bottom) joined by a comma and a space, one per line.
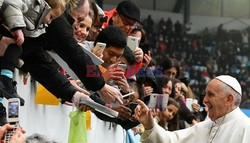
7, 98, 20, 123
4, 98, 20, 142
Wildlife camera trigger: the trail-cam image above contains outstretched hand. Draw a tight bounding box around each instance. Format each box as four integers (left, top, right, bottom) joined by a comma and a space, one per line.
134, 99, 155, 130
98, 84, 123, 104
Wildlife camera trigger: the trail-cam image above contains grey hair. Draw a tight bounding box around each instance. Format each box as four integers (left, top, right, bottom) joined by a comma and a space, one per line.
222, 82, 242, 107
26, 133, 57, 143
68, 0, 86, 13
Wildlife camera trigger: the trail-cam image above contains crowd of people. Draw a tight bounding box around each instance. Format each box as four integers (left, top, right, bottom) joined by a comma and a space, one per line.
0, 0, 249, 142
141, 16, 250, 108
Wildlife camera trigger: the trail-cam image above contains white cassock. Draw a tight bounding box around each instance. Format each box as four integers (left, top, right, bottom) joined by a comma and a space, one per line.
141, 107, 250, 143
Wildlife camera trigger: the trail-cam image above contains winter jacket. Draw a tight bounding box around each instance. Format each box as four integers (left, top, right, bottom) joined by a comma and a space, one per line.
0, 0, 51, 37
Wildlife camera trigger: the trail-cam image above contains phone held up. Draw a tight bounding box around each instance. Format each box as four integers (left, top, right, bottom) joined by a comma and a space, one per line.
118, 64, 127, 72
92, 42, 106, 54
7, 98, 20, 123
148, 93, 169, 111
4, 98, 21, 142
127, 36, 140, 52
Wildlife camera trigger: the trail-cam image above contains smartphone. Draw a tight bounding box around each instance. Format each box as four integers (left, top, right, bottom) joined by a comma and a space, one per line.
127, 36, 140, 51
7, 98, 20, 123
148, 94, 169, 111
186, 98, 193, 112
148, 93, 158, 110
193, 99, 198, 104
92, 42, 106, 54
129, 102, 138, 115
118, 64, 127, 71
161, 94, 169, 111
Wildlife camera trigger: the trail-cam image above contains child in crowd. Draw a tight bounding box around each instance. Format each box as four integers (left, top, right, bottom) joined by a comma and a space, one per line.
155, 76, 179, 130
0, 0, 67, 104
157, 75, 173, 95
171, 78, 198, 129
0, 0, 67, 125
154, 97, 179, 131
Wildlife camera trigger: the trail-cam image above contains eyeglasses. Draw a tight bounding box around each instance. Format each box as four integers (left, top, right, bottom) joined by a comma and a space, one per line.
118, 13, 137, 29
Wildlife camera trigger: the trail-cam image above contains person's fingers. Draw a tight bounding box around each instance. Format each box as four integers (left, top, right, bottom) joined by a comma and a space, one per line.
110, 61, 120, 68
113, 79, 126, 86
148, 50, 151, 57
1, 124, 14, 132
78, 104, 91, 112
6, 37, 15, 44
16, 37, 24, 46
20, 127, 26, 134
113, 71, 124, 76
74, 85, 90, 95
144, 54, 149, 60
136, 99, 148, 110
116, 97, 123, 105
14, 128, 22, 136
122, 100, 130, 106
122, 106, 132, 113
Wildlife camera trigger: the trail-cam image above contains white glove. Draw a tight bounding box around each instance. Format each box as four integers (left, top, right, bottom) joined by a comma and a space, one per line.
71, 91, 91, 109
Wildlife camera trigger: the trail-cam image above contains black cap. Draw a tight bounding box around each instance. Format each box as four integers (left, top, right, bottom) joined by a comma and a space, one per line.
116, 0, 141, 22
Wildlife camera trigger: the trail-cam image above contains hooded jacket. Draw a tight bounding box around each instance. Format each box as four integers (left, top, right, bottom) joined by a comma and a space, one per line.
0, 0, 51, 37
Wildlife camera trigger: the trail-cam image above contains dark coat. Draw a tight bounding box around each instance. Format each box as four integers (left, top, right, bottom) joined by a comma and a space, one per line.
45, 11, 105, 91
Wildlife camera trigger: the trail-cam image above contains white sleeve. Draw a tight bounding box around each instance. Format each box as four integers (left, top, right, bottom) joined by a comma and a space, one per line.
140, 124, 172, 143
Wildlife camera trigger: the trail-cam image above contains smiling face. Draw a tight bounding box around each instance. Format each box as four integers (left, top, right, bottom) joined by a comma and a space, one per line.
203, 79, 231, 121
74, 15, 92, 43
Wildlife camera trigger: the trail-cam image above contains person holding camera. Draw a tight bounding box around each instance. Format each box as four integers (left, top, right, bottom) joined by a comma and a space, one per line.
0, 124, 26, 143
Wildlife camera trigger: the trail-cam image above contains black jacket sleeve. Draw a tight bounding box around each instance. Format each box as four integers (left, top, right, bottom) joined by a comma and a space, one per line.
45, 11, 105, 91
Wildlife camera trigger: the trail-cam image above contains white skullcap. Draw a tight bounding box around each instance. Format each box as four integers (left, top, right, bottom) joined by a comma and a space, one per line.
215, 75, 242, 96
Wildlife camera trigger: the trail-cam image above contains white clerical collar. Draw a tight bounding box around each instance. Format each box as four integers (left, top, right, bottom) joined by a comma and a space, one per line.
214, 107, 240, 125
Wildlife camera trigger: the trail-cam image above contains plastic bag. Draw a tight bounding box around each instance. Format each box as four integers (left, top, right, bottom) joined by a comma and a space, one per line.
68, 109, 87, 143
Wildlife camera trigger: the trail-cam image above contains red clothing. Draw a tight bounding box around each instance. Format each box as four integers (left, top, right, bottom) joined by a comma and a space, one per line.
103, 9, 143, 78
125, 61, 142, 78
102, 9, 116, 28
